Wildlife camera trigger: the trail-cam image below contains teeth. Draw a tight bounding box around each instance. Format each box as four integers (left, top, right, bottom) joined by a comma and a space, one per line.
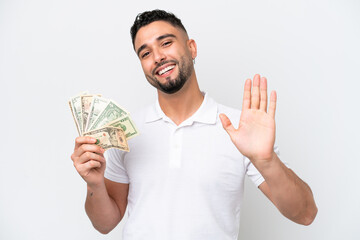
158, 65, 175, 75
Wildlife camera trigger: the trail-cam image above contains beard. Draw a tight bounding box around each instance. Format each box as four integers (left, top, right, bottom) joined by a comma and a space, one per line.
146, 55, 193, 94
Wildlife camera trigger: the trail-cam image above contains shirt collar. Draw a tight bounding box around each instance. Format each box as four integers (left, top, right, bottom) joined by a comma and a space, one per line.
145, 92, 218, 125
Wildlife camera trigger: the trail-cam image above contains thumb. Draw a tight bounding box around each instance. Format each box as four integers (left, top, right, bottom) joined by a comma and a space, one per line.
219, 113, 236, 137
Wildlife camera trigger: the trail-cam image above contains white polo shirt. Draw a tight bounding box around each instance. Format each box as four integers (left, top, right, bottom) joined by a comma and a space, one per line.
105, 93, 278, 240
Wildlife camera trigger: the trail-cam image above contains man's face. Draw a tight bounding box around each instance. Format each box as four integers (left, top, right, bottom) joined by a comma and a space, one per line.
134, 21, 196, 94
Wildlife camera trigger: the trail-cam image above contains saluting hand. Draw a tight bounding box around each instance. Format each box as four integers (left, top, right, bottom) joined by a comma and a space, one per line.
220, 74, 277, 167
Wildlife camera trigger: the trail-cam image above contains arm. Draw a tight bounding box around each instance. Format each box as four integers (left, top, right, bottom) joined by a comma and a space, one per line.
71, 137, 129, 234
85, 179, 129, 234
258, 153, 317, 225
219, 74, 317, 225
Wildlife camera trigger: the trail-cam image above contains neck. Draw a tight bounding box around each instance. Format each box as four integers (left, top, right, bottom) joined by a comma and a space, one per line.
157, 73, 203, 125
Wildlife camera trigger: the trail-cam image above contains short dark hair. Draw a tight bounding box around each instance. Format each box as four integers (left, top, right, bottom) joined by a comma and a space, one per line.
130, 9, 187, 48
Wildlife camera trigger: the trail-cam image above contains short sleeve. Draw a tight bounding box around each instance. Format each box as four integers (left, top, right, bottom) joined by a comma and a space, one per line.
245, 145, 287, 187
104, 148, 130, 184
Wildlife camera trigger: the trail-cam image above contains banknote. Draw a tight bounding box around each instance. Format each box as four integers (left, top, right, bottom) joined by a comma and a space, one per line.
107, 115, 139, 139
83, 126, 129, 151
69, 92, 138, 152
69, 101, 81, 135
85, 96, 110, 132
89, 101, 129, 131
81, 95, 94, 133
69, 96, 83, 135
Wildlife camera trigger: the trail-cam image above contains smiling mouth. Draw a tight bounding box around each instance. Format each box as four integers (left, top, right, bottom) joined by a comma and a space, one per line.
156, 64, 176, 76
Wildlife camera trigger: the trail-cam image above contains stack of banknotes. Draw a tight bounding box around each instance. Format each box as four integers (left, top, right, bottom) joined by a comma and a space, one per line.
68, 92, 139, 151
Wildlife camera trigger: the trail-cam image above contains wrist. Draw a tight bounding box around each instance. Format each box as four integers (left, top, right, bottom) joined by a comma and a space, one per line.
87, 180, 106, 192
251, 151, 279, 173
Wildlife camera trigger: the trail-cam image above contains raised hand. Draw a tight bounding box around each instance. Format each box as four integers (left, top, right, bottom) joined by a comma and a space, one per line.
220, 74, 277, 166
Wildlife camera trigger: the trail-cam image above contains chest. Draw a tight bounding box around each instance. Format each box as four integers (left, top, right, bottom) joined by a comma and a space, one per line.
123, 122, 246, 194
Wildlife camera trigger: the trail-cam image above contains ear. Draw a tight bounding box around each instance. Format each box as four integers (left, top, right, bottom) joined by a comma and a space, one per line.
187, 39, 197, 59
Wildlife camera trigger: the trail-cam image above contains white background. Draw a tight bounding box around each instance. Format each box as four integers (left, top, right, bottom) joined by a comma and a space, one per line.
1, 0, 359, 239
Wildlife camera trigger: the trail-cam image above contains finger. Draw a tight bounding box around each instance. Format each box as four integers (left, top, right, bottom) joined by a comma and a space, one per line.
259, 77, 268, 112
219, 113, 236, 137
85, 160, 102, 169
268, 90, 277, 118
251, 74, 261, 109
75, 143, 105, 159
242, 79, 252, 110
76, 151, 106, 166
76, 160, 102, 176
75, 136, 97, 150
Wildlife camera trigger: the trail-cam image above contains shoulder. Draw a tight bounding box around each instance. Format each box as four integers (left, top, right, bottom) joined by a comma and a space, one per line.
215, 100, 242, 126
130, 105, 150, 123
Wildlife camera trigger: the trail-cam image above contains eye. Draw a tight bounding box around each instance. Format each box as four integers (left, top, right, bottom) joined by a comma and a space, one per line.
162, 41, 172, 47
141, 51, 150, 59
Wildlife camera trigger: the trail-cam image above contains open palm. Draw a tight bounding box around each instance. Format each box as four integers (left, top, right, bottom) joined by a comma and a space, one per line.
220, 74, 277, 163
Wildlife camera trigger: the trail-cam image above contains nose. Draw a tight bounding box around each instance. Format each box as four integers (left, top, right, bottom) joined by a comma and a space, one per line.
153, 48, 166, 64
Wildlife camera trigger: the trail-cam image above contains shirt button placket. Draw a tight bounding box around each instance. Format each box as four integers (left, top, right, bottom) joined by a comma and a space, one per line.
169, 127, 183, 169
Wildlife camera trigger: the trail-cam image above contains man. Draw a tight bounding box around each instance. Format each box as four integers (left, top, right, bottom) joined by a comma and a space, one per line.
71, 9, 317, 239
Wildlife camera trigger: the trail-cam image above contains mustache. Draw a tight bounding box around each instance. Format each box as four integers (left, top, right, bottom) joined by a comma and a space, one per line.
152, 60, 178, 76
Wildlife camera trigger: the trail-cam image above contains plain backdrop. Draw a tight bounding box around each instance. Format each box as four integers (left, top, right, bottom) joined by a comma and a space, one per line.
1, 0, 359, 239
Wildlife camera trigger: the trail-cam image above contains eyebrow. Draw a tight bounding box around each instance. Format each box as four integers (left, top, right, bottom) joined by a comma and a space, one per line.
136, 33, 177, 57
